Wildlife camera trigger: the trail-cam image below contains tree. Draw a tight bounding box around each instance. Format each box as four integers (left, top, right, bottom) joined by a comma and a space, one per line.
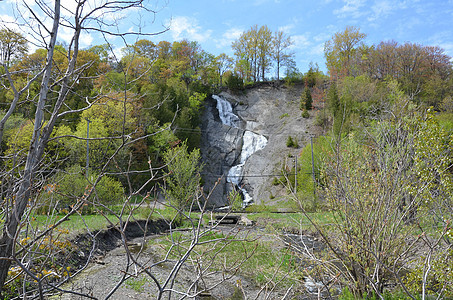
0, 28, 28, 66
324, 26, 367, 80
0, 3, 261, 299
163, 141, 202, 211
0, 0, 165, 295
272, 30, 294, 80
215, 53, 233, 86
303, 86, 312, 110
232, 25, 276, 82
290, 81, 453, 299
257, 25, 273, 81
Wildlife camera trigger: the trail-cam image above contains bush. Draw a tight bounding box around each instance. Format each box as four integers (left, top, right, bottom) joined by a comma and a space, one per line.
314, 109, 329, 127
286, 136, 298, 148
302, 109, 309, 118
39, 165, 124, 213
162, 141, 202, 211
294, 135, 333, 211
225, 73, 244, 93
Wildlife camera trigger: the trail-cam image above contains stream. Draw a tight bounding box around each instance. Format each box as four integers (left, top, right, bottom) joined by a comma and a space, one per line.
213, 95, 268, 206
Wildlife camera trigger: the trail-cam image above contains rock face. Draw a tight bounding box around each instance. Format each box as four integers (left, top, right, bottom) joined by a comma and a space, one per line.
200, 96, 243, 207
201, 82, 314, 207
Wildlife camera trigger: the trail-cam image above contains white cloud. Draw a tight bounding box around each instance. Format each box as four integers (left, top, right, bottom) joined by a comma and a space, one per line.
333, 0, 367, 19
167, 16, 212, 43
0, 14, 20, 30
223, 27, 243, 40
278, 24, 295, 34
369, 0, 393, 21
215, 27, 243, 48
309, 43, 325, 56
368, 0, 410, 22
292, 34, 312, 49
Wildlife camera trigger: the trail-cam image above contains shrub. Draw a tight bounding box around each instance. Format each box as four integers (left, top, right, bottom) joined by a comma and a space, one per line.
225, 73, 244, 93
300, 87, 313, 110
302, 109, 309, 118
39, 165, 124, 213
404, 248, 453, 299
162, 141, 202, 211
279, 113, 290, 119
286, 136, 298, 148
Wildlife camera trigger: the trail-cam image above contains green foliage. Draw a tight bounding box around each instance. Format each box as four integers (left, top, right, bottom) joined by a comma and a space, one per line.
147, 122, 179, 158
279, 113, 289, 119
39, 165, 124, 212
304, 87, 313, 110
286, 136, 298, 148
163, 141, 202, 211
312, 105, 453, 298
295, 136, 332, 211
324, 26, 367, 79
404, 248, 453, 299
436, 112, 453, 131
125, 276, 149, 292
327, 83, 340, 116
302, 109, 309, 118
227, 189, 243, 211
411, 110, 452, 232
225, 73, 244, 92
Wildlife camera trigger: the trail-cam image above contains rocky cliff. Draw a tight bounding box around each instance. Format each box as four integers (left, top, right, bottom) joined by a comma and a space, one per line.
200, 82, 315, 207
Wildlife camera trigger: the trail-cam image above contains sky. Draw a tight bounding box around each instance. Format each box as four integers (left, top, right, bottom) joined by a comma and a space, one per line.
1, 0, 453, 74
151, 0, 453, 73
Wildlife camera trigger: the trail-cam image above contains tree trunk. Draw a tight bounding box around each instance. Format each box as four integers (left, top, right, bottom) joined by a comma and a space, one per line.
0, 0, 60, 293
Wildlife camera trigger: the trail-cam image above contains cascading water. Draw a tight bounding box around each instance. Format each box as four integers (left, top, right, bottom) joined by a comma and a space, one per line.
213, 95, 240, 128
213, 95, 268, 205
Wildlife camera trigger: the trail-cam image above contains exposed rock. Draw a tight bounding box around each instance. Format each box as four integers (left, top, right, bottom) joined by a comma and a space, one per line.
200, 82, 314, 207
200, 96, 243, 207
238, 215, 254, 226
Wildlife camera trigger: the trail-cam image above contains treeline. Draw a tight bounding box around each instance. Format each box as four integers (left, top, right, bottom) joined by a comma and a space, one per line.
232, 25, 294, 82
324, 26, 453, 109
0, 23, 302, 199
1, 37, 219, 194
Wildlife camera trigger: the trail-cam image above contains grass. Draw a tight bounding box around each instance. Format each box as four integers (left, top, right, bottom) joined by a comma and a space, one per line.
147, 230, 302, 289
436, 112, 453, 131
125, 276, 149, 292
246, 210, 335, 232
28, 205, 185, 236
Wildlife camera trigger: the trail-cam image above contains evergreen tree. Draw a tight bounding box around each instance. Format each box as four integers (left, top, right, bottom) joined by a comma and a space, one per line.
304, 87, 313, 110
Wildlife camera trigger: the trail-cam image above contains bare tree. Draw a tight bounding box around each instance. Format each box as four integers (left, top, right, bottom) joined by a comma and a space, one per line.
287, 92, 452, 299
0, 0, 164, 295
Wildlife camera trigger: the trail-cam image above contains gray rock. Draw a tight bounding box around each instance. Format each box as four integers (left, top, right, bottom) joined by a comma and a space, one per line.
200, 83, 314, 207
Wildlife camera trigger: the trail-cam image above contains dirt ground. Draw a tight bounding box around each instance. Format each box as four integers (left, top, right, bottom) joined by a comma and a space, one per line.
51, 220, 308, 300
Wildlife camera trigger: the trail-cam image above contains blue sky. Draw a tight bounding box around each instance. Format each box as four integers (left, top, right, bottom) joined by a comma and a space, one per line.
1, 0, 453, 74
151, 0, 453, 73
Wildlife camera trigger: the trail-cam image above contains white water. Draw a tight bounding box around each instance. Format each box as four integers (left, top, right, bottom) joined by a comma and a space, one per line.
214, 95, 268, 205
213, 95, 240, 128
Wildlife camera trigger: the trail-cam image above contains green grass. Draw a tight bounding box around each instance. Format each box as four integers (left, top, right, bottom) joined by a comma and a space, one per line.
436, 112, 453, 131
125, 276, 149, 292
147, 230, 302, 289
246, 210, 335, 232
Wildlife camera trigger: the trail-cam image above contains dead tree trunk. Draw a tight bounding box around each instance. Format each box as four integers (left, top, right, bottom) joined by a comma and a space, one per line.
0, 0, 61, 293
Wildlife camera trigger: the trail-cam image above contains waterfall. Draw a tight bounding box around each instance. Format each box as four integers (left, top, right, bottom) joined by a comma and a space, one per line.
212, 95, 240, 128
213, 95, 268, 205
